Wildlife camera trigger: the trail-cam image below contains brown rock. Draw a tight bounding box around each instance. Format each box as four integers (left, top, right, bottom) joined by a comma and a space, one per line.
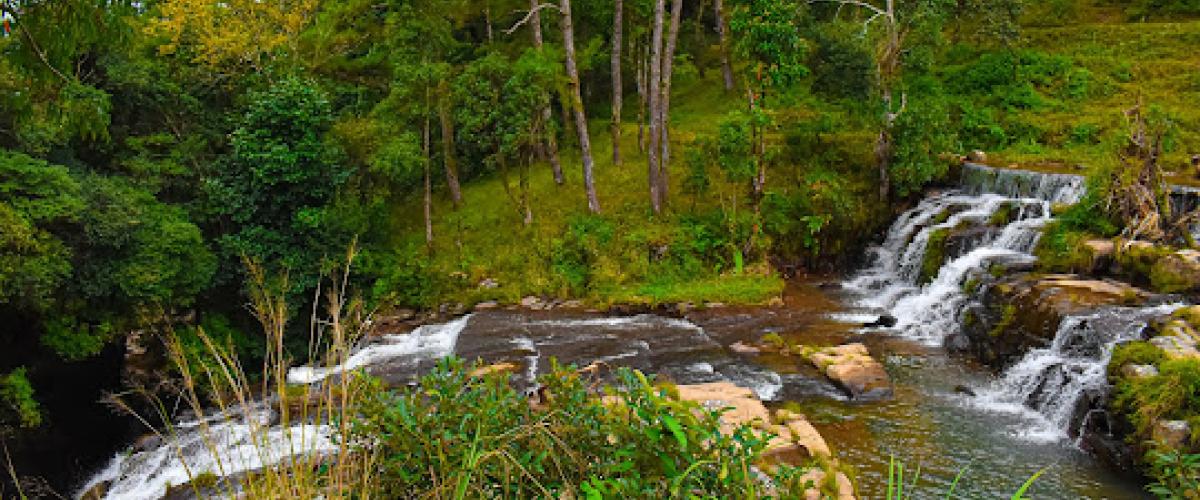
794, 469, 856, 500
469, 362, 520, 378
473, 301, 500, 311
809, 343, 893, 401
1152, 420, 1192, 449
729, 341, 762, 355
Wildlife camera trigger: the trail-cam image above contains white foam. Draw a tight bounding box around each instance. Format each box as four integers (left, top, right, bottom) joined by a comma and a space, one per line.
287, 314, 472, 384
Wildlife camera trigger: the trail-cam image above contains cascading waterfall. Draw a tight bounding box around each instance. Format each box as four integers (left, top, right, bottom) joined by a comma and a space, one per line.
971, 304, 1180, 443
846, 163, 1085, 344
850, 163, 1184, 445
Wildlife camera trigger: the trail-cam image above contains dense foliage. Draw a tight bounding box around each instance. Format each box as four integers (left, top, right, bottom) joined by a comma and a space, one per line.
352, 358, 823, 498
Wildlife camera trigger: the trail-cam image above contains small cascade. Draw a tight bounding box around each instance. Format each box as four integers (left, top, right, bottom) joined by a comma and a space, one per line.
287, 314, 473, 384
971, 305, 1178, 443
77, 404, 334, 500
846, 164, 1084, 344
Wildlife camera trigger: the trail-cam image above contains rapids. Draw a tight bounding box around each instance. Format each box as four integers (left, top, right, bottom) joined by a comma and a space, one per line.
79, 164, 1165, 498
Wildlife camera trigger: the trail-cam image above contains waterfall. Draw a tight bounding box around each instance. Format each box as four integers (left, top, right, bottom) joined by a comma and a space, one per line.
77, 404, 335, 500
971, 304, 1178, 443
846, 164, 1085, 344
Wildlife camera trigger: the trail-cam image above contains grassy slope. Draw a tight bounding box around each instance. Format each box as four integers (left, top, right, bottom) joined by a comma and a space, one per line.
993, 11, 1200, 183
387, 73, 785, 308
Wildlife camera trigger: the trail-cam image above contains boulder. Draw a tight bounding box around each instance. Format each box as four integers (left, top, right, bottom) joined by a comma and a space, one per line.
862, 315, 898, 328
1151, 420, 1192, 449
793, 469, 856, 500
1082, 239, 1116, 273
1120, 363, 1160, 379
808, 343, 893, 401
967, 150, 987, 163
962, 274, 1153, 367
520, 296, 542, 308
473, 300, 500, 311
1150, 249, 1200, 293
729, 341, 762, 355
1150, 333, 1200, 360
469, 362, 521, 378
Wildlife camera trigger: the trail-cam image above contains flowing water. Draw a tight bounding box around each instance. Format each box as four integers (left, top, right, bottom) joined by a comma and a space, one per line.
80, 164, 1166, 498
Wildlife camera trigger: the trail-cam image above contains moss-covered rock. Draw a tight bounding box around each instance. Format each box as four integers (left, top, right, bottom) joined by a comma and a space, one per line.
919, 227, 951, 284
1150, 249, 1200, 294
960, 274, 1152, 367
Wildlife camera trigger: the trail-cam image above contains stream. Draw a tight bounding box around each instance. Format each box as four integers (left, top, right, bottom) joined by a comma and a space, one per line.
81, 164, 1163, 499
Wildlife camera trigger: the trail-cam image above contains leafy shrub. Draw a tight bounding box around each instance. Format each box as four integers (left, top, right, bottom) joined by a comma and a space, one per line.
1109, 341, 1166, 378
1146, 449, 1200, 498
352, 358, 814, 498
1113, 358, 1200, 440
0, 368, 42, 428
551, 216, 615, 294
370, 245, 443, 309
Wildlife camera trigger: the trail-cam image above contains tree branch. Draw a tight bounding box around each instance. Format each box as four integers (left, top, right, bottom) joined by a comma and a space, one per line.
808, 0, 886, 18
504, 3, 560, 35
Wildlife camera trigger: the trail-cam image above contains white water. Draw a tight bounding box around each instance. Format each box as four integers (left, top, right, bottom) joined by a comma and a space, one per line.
971, 304, 1179, 443
286, 314, 472, 384
77, 405, 335, 500
846, 164, 1084, 345
844, 164, 1181, 443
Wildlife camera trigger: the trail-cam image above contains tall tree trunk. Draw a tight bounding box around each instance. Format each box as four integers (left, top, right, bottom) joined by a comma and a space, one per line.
713, 0, 735, 92
647, 0, 666, 214
658, 0, 682, 206
485, 4, 494, 43
561, 0, 601, 213
423, 107, 433, 249
635, 39, 647, 153
529, 0, 565, 185
610, 0, 624, 166
438, 81, 463, 207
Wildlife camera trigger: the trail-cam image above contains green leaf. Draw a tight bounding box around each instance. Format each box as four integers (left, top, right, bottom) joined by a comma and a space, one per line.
663, 414, 688, 448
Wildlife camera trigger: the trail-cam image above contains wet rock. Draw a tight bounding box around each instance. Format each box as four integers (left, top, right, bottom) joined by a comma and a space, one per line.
963, 274, 1154, 367
729, 341, 762, 355
1151, 420, 1192, 449
469, 362, 521, 378
1150, 332, 1200, 360
473, 300, 500, 311
772, 409, 831, 458
808, 343, 893, 401
954, 384, 977, 397
79, 481, 108, 500
792, 469, 856, 500
1150, 249, 1200, 293
862, 315, 897, 328
1120, 363, 1160, 379
1082, 239, 1116, 273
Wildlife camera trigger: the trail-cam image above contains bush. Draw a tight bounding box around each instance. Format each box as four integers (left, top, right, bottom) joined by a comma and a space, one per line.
551, 215, 615, 295
0, 368, 42, 428
352, 358, 815, 498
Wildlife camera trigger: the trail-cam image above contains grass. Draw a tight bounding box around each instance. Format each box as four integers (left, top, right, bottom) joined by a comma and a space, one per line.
380, 73, 782, 309
991, 19, 1200, 181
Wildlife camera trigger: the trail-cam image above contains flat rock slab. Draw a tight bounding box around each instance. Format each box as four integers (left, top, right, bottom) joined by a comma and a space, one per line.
809, 343, 893, 401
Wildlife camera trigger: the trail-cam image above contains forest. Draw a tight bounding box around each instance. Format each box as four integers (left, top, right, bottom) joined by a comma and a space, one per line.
2, 0, 1200, 498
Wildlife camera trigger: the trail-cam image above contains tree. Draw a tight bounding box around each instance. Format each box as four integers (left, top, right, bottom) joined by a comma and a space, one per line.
657, 0, 683, 206
647, 0, 666, 214
525, 0, 566, 185
713, 0, 736, 91
560, 0, 601, 213
145, 0, 317, 73
808, 0, 951, 200
728, 0, 807, 253
611, 0, 624, 166
0, 150, 80, 311
208, 78, 351, 292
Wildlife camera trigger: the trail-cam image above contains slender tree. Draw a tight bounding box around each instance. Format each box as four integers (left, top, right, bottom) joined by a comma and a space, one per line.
611, 0, 624, 166
438, 80, 464, 207
647, 0, 666, 214
713, 0, 736, 91
657, 0, 683, 206
527, 0, 566, 185
560, 0, 601, 213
